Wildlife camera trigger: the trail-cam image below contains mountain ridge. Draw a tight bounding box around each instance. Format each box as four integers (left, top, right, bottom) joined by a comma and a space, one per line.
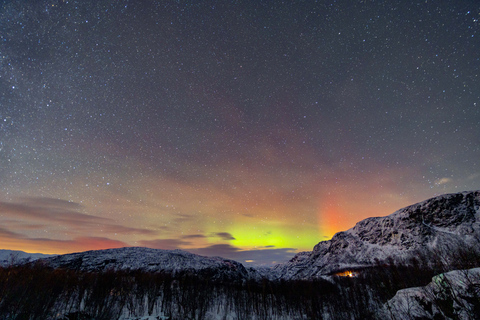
2, 191, 480, 320
3, 191, 479, 282
273, 190, 480, 279
0, 249, 55, 267
39, 246, 253, 282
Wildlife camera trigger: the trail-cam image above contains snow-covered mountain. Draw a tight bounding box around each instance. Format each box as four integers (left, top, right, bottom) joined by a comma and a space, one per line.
5, 191, 480, 284
2, 191, 480, 320
273, 190, 480, 280
0, 249, 55, 267
41, 247, 251, 281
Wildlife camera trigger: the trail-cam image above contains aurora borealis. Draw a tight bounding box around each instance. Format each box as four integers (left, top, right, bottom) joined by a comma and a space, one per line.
1, 0, 479, 265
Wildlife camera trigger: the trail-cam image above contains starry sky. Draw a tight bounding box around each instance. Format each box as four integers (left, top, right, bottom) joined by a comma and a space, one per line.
0, 0, 479, 265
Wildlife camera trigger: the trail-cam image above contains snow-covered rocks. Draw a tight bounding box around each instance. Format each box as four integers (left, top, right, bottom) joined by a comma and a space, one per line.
274, 191, 480, 279
40, 247, 251, 282
378, 267, 480, 319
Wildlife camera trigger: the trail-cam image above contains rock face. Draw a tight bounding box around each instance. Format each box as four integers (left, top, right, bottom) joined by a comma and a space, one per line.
378, 267, 480, 320
41, 247, 250, 282
274, 191, 480, 279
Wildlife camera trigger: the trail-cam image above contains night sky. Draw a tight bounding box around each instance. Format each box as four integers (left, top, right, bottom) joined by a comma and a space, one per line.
1, 0, 479, 265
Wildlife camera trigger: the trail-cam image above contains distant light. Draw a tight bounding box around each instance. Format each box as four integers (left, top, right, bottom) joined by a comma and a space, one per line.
335, 270, 358, 277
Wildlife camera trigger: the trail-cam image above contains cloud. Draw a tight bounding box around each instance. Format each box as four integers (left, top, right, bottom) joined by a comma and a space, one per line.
192, 244, 240, 256
1, 222, 295, 264
102, 224, 158, 236
3, 221, 47, 230
135, 230, 297, 265
67, 237, 129, 252
241, 213, 255, 218
213, 232, 236, 240
173, 213, 195, 223
21, 197, 84, 210
182, 232, 235, 240
182, 234, 207, 239
0, 231, 129, 254
189, 244, 297, 265
30, 237, 129, 253
0, 226, 22, 238
138, 238, 192, 250
0, 215, 128, 254
0, 199, 109, 227
0, 197, 158, 236
435, 177, 452, 185
0, 198, 294, 263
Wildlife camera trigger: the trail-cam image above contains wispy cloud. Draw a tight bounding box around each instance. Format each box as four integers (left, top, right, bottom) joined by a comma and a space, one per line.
21, 197, 84, 210
138, 238, 192, 250
29, 236, 129, 253
0, 231, 129, 254
173, 213, 195, 223
0, 196, 307, 263
182, 232, 236, 241
0, 226, 22, 238
102, 224, 158, 235
0, 199, 109, 227
435, 177, 452, 185
182, 234, 207, 239
213, 232, 236, 240
0, 197, 158, 236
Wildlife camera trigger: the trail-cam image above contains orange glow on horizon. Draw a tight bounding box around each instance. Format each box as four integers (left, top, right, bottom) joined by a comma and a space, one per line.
318, 194, 350, 239
0, 236, 129, 255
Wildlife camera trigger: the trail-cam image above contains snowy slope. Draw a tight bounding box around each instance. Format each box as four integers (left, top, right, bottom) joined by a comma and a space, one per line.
0, 249, 55, 267
41, 247, 251, 281
273, 190, 480, 279
378, 267, 480, 319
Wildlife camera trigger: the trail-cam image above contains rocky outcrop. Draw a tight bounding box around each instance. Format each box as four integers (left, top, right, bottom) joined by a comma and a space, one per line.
274, 191, 480, 279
